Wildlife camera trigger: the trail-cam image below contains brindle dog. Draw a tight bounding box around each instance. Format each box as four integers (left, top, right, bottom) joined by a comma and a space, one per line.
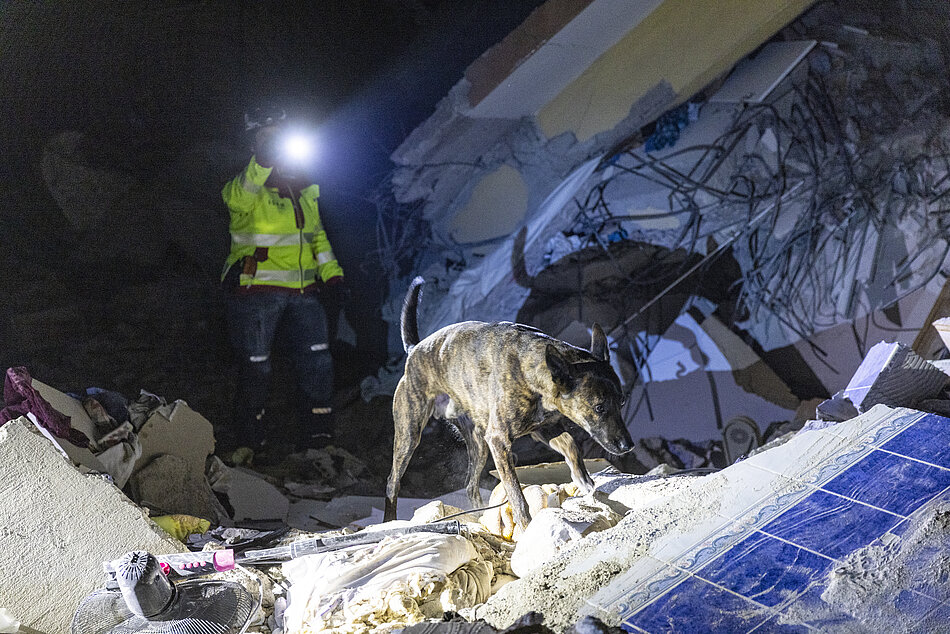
384, 277, 634, 528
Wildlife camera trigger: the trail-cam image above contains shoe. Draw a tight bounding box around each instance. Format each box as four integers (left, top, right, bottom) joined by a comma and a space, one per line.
298, 432, 334, 452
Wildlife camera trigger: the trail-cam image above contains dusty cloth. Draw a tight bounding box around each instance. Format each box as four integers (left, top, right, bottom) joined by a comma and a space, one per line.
282, 531, 492, 633
0, 366, 89, 447
480, 483, 583, 541
94, 422, 142, 488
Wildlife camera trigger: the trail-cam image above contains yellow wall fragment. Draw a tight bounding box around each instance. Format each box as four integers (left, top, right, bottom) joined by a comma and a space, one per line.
538, 0, 815, 141
450, 164, 529, 243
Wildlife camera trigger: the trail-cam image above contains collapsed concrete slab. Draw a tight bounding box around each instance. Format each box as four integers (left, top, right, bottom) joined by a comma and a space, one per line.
0, 417, 183, 634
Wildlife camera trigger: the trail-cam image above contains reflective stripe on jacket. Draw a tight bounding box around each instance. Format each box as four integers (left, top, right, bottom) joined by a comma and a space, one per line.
221, 156, 344, 289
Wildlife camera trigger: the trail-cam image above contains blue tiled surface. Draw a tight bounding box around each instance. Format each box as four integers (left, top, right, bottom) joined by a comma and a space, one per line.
821, 449, 950, 516
624, 576, 772, 633
599, 410, 950, 633
872, 498, 950, 603
761, 489, 902, 560
699, 531, 833, 608
883, 413, 950, 469
910, 601, 950, 633
891, 589, 943, 625
772, 583, 858, 630
750, 615, 810, 633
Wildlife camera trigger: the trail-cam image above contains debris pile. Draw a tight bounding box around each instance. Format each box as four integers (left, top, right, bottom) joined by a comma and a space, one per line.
7, 333, 950, 632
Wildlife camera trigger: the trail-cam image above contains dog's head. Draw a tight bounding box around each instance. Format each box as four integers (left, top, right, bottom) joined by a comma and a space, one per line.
545, 324, 634, 455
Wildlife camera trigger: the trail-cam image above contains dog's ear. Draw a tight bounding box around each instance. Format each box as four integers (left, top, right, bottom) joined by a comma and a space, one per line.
546, 344, 575, 392
590, 323, 609, 362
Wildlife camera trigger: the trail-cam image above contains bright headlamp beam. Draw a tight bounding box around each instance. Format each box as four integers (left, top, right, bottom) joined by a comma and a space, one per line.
282, 134, 314, 163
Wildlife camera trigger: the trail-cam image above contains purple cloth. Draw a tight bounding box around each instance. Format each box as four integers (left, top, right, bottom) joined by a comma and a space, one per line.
0, 366, 90, 448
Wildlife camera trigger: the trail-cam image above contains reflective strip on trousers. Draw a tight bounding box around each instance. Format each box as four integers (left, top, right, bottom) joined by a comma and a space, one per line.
231, 232, 314, 247
251, 268, 316, 283
316, 250, 336, 265
312, 407, 332, 415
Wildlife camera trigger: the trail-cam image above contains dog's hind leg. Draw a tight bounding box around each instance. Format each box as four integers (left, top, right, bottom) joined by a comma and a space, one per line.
385, 380, 434, 522
454, 414, 488, 509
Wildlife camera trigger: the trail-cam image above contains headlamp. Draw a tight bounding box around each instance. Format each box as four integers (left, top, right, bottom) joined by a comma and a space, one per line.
281, 131, 316, 165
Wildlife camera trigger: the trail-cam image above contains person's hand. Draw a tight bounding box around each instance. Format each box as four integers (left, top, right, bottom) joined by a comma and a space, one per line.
323, 276, 350, 305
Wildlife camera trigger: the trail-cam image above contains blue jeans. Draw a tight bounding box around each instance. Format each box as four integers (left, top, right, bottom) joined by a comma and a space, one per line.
225, 290, 333, 448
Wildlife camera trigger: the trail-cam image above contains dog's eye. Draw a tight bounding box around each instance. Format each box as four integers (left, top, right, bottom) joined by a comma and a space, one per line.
594, 403, 606, 414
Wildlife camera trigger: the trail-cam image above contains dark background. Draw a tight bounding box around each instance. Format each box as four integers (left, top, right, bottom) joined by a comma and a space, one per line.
0, 0, 544, 426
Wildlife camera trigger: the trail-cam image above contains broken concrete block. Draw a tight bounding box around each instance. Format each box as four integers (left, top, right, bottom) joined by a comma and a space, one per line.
133, 400, 215, 479
208, 457, 289, 523
510, 497, 620, 577
0, 417, 183, 633
127, 400, 227, 522
816, 392, 860, 422
411, 500, 467, 524
128, 453, 231, 525
842, 341, 949, 411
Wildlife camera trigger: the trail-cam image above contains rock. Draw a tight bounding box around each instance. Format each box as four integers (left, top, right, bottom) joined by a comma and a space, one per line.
412, 500, 466, 524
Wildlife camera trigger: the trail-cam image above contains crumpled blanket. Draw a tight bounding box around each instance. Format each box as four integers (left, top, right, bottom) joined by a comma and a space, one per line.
0, 366, 89, 447
282, 531, 493, 633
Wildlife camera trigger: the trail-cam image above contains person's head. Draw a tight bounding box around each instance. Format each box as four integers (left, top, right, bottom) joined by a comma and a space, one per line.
244, 105, 285, 157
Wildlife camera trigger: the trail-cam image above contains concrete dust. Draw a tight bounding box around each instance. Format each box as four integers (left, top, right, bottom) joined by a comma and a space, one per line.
805, 503, 950, 629
475, 470, 720, 630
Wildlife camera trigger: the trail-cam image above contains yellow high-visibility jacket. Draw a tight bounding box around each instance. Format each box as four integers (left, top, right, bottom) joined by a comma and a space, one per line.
221, 156, 344, 290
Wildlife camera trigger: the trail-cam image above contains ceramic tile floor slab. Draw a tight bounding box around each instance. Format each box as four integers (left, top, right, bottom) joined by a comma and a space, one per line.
584, 406, 950, 633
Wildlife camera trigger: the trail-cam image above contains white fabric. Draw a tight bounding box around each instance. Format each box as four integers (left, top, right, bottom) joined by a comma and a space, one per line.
93, 424, 142, 489
282, 532, 491, 633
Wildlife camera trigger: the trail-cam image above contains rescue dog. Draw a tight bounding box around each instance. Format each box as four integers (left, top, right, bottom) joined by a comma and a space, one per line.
385, 277, 634, 529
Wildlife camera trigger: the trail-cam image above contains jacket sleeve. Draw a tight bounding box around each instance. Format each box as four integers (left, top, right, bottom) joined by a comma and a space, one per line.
313, 225, 344, 282
221, 156, 273, 214
302, 184, 344, 282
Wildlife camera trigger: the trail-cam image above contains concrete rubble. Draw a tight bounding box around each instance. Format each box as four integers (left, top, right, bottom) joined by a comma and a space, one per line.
2, 340, 950, 633
0, 417, 183, 633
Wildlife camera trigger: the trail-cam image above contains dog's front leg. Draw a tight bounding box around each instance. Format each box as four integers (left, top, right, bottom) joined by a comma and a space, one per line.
486, 428, 532, 529
547, 430, 595, 494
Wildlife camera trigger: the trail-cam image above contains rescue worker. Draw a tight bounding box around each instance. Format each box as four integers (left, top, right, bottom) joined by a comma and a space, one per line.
220, 106, 343, 458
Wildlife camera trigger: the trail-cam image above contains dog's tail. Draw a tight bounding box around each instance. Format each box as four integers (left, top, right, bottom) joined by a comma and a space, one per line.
401, 276, 425, 354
